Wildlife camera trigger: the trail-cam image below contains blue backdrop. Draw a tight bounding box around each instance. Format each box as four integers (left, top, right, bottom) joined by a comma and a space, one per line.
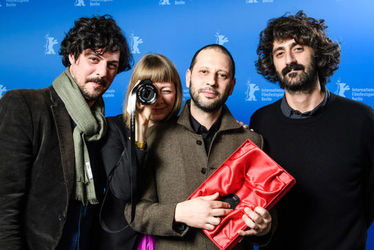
1, 0, 373, 248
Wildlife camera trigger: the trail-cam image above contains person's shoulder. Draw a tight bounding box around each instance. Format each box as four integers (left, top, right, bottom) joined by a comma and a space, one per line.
1, 88, 48, 99
147, 117, 179, 139
240, 128, 264, 149
331, 93, 373, 114
252, 99, 281, 117
105, 114, 129, 134
106, 114, 125, 124
331, 92, 363, 107
0, 88, 51, 109
250, 99, 282, 128
156, 116, 179, 129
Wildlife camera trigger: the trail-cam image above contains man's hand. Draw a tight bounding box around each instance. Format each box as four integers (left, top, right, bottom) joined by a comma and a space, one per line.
175, 192, 232, 230
238, 206, 272, 237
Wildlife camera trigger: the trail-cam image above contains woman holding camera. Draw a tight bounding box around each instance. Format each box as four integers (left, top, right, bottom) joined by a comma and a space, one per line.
98, 54, 183, 249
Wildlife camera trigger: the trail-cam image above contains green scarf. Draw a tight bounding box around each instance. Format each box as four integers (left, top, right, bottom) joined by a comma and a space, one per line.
52, 69, 106, 205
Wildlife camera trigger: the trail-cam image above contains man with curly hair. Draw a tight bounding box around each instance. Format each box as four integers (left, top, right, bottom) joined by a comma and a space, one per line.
250, 11, 374, 250
0, 15, 131, 249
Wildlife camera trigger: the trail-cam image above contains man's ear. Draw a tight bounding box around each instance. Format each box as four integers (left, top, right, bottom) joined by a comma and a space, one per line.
68, 54, 76, 65
186, 69, 191, 88
228, 78, 236, 96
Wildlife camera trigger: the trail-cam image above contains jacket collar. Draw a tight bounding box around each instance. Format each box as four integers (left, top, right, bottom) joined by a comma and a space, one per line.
177, 99, 241, 133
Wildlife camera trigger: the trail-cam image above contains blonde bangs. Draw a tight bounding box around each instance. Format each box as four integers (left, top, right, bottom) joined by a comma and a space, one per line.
123, 54, 183, 125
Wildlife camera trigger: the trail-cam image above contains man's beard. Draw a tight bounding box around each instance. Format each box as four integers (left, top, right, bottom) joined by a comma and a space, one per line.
277, 60, 318, 93
189, 81, 231, 113
80, 77, 107, 102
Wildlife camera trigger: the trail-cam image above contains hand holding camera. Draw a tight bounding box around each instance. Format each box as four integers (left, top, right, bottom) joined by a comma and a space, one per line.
129, 79, 159, 146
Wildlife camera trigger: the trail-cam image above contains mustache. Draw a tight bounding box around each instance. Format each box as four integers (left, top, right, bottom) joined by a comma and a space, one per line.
198, 87, 219, 95
282, 63, 305, 76
86, 77, 107, 87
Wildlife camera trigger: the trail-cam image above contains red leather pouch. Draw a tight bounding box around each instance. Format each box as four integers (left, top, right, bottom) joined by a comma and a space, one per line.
187, 139, 295, 250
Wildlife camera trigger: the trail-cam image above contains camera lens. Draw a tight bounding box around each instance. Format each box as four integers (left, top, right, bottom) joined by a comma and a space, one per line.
136, 79, 158, 105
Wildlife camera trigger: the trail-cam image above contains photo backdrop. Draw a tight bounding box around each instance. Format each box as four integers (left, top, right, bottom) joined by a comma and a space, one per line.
1, 0, 373, 248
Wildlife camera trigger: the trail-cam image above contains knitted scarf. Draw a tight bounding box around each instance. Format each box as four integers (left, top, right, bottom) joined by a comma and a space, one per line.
52, 69, 106, 205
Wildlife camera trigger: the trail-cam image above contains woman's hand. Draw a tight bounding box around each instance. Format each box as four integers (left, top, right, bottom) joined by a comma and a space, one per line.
135, 102, 152, 146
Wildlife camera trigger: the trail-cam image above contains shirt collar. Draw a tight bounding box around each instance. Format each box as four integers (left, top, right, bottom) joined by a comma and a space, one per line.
281, 90, 330, 119
189, 111, 222, 135
176, 99, 241, 133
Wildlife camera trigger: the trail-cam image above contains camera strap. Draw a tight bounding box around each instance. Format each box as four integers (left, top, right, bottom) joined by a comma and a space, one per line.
128, 88, 138, 224
99, 85, 138, 233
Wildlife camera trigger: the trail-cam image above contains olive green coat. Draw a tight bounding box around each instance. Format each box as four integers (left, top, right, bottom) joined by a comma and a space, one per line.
126, 101, 268, 250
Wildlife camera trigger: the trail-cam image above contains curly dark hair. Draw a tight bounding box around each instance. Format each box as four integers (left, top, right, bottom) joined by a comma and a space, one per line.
256, 11, 340, 86
60, 15, 132, 73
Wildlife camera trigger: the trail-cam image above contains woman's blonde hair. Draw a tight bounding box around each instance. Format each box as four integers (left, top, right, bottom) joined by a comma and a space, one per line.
123, 54, 183, 125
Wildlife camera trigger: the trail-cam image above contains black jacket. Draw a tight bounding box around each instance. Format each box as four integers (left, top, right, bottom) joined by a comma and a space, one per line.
98, 115, 147, 250
0, 87, 104, 250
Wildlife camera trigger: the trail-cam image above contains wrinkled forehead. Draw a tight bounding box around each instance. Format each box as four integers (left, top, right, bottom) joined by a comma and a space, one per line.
272, 39, 297, 50
272, 37, 315, 53
272, 30, 310, 47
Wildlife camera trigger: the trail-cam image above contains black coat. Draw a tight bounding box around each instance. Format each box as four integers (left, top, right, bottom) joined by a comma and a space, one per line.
0, 87, 104, 249
98, 115, 146, 250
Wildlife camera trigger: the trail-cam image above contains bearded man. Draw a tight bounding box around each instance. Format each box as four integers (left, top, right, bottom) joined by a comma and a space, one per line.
250, 11, 374, 250
126, 44, 274, 250
0, 15, 131, 250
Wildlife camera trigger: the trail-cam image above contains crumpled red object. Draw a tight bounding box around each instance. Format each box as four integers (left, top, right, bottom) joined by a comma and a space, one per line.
188, 139, 295, 250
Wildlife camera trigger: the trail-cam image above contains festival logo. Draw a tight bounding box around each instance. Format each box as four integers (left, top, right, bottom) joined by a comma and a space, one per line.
215, 32, 229, 45
159, 0, 170, 5
45, 35, 58, 55
245, 81, 283, 102
130, 33, 143, 54
0, 84, 7, 98
335, 80, 350, 97
74, 0, 85, 6
90, 0, 114, 6
159, 0, 186, 6
183, 89, 190, 100
103, 89, 115, 98
5, 0, 30, 7
335, 80, 374, 102
246, 0, 274, 3
245, 81, 260, 101
174, 0, 185, 4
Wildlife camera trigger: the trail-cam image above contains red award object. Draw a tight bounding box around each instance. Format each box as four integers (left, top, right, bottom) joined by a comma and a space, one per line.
188, 139, 296, 250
